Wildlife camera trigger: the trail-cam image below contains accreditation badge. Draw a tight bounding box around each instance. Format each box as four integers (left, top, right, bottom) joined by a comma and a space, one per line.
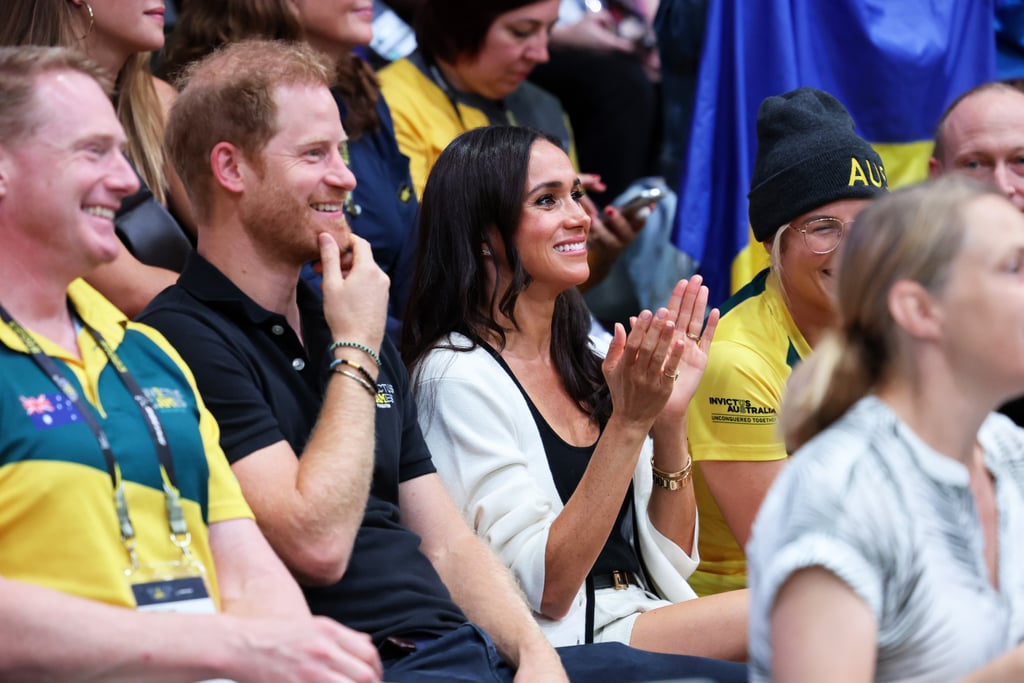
127, 560, 235, 683
128, 559, 215, 614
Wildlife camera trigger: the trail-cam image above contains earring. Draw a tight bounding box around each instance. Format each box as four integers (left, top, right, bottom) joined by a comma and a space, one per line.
76, 2, 95, 41
481, 246, 492, 256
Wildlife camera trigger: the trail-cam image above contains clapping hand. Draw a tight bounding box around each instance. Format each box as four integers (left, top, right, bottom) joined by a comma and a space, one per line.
602, 307, 686, 429
649, 275, 719, 425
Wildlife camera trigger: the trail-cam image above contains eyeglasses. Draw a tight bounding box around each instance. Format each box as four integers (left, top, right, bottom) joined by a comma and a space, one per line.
785, 217, 855, 255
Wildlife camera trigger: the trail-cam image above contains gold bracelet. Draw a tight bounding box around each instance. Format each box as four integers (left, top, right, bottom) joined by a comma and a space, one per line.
332, 367, 377, 399
651, 454, 692, 491
330, 356, 377, 387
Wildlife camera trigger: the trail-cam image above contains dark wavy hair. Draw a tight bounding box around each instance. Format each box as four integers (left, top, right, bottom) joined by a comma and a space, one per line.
402, 125, 612, 425
158, 0, 302, 82
415, 0, 538, 63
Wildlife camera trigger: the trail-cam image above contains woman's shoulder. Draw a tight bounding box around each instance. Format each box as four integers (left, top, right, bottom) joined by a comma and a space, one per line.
751, 399, 916, 598
764, 399, 907, 516
415, 333, 494, 381
698, 327, 786, 394
714, 309, 792, 358
378, 55, 428, 94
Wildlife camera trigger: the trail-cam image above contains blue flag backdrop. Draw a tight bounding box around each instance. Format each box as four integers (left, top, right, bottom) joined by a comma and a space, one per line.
673, 0, 997, 306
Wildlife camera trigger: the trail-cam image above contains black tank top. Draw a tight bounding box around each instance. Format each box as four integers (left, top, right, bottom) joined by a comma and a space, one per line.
484, 346, 640, 576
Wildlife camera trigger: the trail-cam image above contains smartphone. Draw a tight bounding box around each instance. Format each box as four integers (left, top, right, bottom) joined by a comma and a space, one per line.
613, 186, 665, 219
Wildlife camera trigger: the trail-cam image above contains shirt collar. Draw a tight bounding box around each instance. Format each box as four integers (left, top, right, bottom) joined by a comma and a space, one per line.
765, 269, 813, 360
0, 279, 128, 359
177, 251, 322, 327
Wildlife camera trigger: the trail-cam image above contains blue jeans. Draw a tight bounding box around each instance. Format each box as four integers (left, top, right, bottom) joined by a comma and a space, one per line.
382, 623, 747, 682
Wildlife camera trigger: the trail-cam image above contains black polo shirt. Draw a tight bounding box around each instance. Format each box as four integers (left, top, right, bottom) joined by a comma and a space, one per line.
139, 252, 465, 645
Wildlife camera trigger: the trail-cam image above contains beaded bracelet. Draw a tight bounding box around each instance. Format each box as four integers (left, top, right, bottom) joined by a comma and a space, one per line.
329, 357, 376, 388
651, 454, 693, 491
332, 367, 377, 398
328, 340, 381, 368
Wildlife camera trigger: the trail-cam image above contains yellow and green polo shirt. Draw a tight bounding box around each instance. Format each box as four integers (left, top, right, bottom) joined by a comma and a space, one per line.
0, 280, 252, 608
687, 268, 810, 595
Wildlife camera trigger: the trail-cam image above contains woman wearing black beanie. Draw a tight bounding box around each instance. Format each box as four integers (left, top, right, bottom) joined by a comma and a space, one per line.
685, 87, 888, 598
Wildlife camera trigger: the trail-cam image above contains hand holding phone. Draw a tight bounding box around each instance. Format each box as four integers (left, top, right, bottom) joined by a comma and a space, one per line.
614, 186, 665, 222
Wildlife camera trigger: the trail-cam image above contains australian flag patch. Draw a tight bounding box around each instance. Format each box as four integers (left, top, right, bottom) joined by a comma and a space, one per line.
19, 392, 83, 430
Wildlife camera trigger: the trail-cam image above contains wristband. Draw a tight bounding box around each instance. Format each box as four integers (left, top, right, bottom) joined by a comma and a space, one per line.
328, 340, 381, 368
329, 357, 377, 387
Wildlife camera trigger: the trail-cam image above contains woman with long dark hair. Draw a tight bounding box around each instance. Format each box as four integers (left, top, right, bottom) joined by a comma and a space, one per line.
403, 125, 747, 673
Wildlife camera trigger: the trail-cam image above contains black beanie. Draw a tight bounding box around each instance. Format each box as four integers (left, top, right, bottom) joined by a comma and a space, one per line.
748, 87, 887, 242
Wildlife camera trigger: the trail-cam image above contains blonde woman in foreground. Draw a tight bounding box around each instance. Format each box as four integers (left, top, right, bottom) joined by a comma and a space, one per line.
747, 175, 1024, 682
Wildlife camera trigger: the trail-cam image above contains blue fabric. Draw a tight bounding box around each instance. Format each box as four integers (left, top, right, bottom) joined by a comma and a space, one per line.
383, 622, 747, 682
653, 0, 708, 182
997, 0, 1024, 79
672, 0, 996, 306
301, 93, 418, 346
382, 624, 511, 682
558, 641, 747, 683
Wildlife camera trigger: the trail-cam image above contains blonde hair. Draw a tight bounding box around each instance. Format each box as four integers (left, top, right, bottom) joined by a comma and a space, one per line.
118, 53, 166, 203
1, 0, 168, 203
767, 221, 789, 281
780, 175, 997, 451
0, 45, 110, 145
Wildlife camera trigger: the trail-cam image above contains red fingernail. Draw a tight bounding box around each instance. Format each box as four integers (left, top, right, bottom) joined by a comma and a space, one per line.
604, 207, 614, 216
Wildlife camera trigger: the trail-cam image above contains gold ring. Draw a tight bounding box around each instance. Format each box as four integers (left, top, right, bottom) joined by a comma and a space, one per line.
664, 370, 680, 381
686, 332, 701, 342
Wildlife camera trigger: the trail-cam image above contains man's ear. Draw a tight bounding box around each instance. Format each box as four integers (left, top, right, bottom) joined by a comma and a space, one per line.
210, 141, 247, 194
888, 279, 943, 341
927, 156, 943, 179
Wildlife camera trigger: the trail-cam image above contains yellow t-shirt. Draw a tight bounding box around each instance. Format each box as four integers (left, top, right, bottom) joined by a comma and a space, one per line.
0, 280, 252, 608
378, 56, 490, 198
379, 53, 577, 199
687, 268, 810, 595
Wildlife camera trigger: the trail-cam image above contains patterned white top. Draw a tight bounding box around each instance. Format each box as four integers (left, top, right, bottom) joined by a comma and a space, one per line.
748, 396, 1024, 682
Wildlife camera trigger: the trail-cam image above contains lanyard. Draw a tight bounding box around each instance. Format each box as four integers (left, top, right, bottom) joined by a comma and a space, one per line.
0, 303, 193, 569
426, 59, 517, 132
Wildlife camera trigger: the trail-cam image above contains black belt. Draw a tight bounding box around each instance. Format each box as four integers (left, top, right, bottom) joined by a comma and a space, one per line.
591, 570, 644, 591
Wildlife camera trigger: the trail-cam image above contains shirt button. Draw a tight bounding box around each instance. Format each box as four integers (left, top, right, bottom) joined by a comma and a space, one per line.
292, 358, 306, 371
271, 324, 285, 336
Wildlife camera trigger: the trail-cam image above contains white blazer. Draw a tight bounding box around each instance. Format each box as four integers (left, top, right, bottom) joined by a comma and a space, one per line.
413, 333, 699, 646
